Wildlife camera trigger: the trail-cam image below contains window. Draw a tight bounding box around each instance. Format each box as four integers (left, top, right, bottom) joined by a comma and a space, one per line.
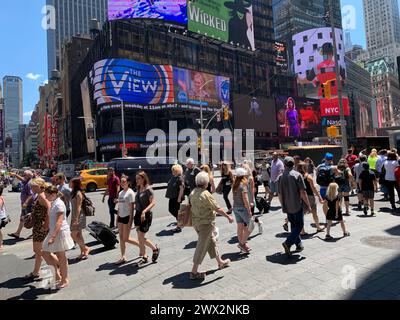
297, 59, 301, 66
303, 35, 308, 42
309, 56, 314, 62
300, 47, 304, 54
313, 44, 318, 50
318, 33, 323, 39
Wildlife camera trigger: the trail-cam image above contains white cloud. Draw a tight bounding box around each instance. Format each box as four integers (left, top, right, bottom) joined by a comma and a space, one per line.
23, 111, 34, 117
26, 73, 42, 81
42, 79, 49, 85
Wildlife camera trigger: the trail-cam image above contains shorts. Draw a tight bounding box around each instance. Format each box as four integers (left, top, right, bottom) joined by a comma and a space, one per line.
233, 207, 251, 226
320, 187, 327, 199
134, 210, 153, 233
308, 195, 317, 211
270, 181, 278, 194
362, 190, 375, 199
339, 183, 351, 193
117, 215, 130, 225
19, 208, 30, 222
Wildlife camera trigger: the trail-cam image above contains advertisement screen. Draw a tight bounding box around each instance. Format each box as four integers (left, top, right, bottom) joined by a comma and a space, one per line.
354, 96, 374, 137
292, 27, 348, 109
233, 95, 277, 132
108, 0, 187, 25
276, 96, 322, 139
188, 0, 255, 51
81, 77, 95, 153
274, 41, 288, 69
90, 59, 230, 109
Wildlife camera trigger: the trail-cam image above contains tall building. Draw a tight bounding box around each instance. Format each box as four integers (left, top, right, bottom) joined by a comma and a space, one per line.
363, 0, 400, 51
3, 76, 23, 167
69, 0, 282, 161
273, 0, 342, 71
46, 0, 108, 76
0, 84, 4, 158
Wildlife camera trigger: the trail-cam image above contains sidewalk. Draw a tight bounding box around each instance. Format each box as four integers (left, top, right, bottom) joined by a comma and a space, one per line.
1, 196, 400, 300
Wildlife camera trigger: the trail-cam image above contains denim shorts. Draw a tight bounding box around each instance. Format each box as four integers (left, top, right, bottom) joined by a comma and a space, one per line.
270, 181, 278, 194
339, 182, 351, 193
233, 207, 251, 225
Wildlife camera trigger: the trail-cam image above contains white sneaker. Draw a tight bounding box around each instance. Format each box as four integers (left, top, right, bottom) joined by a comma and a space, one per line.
258, 221, 264, 234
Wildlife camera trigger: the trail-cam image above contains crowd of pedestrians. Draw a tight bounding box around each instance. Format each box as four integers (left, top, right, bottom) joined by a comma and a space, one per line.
2, 147, 400, 286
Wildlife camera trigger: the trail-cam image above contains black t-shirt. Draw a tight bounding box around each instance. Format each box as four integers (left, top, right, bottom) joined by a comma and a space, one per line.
184, 167, 201, 192
165, 175, 184, 199
359, 170, 376, 191
135, 188, 154, 213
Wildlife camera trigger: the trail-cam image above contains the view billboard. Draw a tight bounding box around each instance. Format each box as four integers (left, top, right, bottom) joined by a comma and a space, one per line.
107, 0, 255, 51
233, 95, 277, 132
90, 59, 230, 109
276, 96, 322, 140
108, 0, 188, 25
292, 27, 348, 110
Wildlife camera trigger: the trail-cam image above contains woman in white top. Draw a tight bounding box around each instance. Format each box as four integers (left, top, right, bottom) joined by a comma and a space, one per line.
114, 177, 139, 265
42, 185, 74, 289
383, 151, 400, 211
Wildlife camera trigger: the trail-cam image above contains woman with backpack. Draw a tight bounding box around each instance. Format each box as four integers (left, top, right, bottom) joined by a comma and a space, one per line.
335, 159, 353, 216
70, 178, 91, 261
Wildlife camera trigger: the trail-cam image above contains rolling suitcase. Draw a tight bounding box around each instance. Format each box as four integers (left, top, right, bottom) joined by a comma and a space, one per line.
87, 221, 119, 249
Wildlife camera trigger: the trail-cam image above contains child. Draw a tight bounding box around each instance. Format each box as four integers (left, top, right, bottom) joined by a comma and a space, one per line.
323, 183, 350, 240
359, 162, 378, 216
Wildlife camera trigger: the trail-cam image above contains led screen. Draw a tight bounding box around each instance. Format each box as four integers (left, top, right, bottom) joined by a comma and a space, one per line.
90, 59, 230, 109
276, 96, 322, 140
108, 0, 187, 25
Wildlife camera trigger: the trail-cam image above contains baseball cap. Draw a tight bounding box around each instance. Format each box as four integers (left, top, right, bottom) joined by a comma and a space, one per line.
325, 153, 334, 161
234, 168, 248, 177
284, 157, 295, 166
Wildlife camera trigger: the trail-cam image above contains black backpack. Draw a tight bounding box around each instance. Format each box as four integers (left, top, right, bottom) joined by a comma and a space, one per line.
317, 165, 334, 187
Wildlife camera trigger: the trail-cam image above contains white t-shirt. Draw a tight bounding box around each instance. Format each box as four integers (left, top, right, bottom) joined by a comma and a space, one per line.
384, 160, 398, 181
118, 188, 135, 218
49, 198, 70, 233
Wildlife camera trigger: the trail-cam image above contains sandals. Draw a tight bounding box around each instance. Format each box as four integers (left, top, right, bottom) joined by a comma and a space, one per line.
23, 272, 41, 281
152, 245, 160, 263
138, 256, 149, 266
282, 223, 289, 232
218, 259, 231, 270
343, 232, 351, 237
115, 258, 127, 265
8, 233, 20, 239
190, 272, 206, 280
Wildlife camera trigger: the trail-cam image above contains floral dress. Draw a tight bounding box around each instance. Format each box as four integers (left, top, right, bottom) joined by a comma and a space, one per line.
32, 198, 49, 242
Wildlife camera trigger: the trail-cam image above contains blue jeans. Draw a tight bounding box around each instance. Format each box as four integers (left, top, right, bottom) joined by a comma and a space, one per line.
108, 198, 117, 228
285, 209, 304, 247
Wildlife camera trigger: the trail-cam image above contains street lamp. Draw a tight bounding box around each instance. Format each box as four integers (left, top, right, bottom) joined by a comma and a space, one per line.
199, 79, 215, 164
78, 116, 97, 161
100, 95, 126, 158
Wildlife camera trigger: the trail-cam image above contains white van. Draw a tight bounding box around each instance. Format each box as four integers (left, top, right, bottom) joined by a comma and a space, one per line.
57, 164, 76, 179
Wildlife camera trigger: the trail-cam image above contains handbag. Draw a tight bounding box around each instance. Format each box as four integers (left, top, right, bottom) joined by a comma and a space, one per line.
177, 203, 192, 227
82, 193, 95, 216
23, 213, 34, 229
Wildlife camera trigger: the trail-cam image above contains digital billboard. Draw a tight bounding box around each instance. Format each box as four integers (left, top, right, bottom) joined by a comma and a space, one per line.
276, 96, 322, 140
90, 59, 230, 109
233, 95, 277, 132
108, 0, 188, 25
292, 27, 348, 109
274, 41, 288, 69
188, 0, 255, 50
108, 1, 255, 51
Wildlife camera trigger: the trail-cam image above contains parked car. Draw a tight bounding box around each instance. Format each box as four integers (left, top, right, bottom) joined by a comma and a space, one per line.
79, 168, 108, 192
108, 157, 178, 188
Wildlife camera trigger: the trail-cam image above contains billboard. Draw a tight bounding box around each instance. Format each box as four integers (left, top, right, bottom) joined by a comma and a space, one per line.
274, 41, 288, 69
90, 59, 230, 109
276, 96, 322, 139
108, 1, 255, 51
233, 95, 277, 132
81, 77, 95, 153
292, 27, 348, 109
108, 0, 187, 25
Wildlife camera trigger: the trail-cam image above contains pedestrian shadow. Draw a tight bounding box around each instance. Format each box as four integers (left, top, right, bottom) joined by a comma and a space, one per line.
379, 208, 394, 213
162, 272, 223, 289
184, 241, 197, 249
227, 236, 239, 244
7, 285, 58, 300
314, 235, 342, 243
356, 215, 375, 219
96, 257, 145, 276
89, 246, 116, 256
3, 238, 26, 246
385, 225, 400, 236
275, 232, 290, 238
156, 229, 175, 237
85, 240, 100, 247
221, 252, 249, 262
269, 206, 281, 212
248, 234, 260, 241
266, 253, 306, 265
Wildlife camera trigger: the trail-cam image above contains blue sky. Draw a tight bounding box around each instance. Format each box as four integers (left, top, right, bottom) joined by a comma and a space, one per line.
0, 0, 47, 124
0, 0, 366, 124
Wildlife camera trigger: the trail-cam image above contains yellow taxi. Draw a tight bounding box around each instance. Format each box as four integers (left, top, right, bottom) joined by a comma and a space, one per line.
80, 168, 108, 192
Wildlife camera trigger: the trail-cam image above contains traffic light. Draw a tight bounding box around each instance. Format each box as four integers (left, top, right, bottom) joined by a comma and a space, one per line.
223, 107, 230, 120
197, 137, 202, 149
327, 125, 339, 138
321, 81, 332, 99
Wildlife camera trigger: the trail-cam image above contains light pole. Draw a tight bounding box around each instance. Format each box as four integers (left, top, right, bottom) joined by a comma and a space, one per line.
78, 116, 97, 161
101, 95, 126, 157
328, 0, 348, 156
199, 79, 214, 164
